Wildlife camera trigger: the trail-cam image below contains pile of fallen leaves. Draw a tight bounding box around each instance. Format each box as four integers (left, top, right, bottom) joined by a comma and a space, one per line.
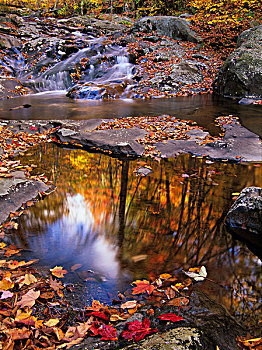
96, 115, 240, 158
0, 124, 56, 235
121, 32, 224, 99
0, 124, 54, 178
0, 241, 209, 349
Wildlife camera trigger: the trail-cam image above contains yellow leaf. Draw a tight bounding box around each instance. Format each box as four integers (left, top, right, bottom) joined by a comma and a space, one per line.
0, 272, 14, 290
17, 273, 37, 288
15, 309, 37, 326
50, 266, 68, 278
44, 318, 60, 327
159, 273, 172, 279
0, 243, 6, 249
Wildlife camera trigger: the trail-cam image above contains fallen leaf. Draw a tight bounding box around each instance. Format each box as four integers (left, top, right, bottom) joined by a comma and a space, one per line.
4, 327, 31, 340
49, 276, 64, 291
132, 280, 156, 295
50, 266, 68, 278
16, 289, 40, 308
71, 264, 82, 272
0, 272, 14, 290
16, 273, 37, 287
121, 300, 137, 309
1, 290, 14, 299
44, 319, 60, 327
167, 297, 190, 306
121, 318, 157, 342
184, 266, 207, 282
98, 325, 118, 341
15, 309, 37, 326
158, 313, 184, 322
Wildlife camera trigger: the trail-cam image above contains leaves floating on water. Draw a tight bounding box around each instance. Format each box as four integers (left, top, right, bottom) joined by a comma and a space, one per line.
50, 266, 68, 278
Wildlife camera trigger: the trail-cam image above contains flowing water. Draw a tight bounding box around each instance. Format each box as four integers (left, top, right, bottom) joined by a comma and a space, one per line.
3, 144, 262, 332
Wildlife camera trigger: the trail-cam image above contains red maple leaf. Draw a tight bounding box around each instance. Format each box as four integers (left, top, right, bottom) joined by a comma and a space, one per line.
121, 318, 158, 342
157, 313, 184, 322
132, 280, 156, 295
98, 325, 118, 341
85, 311, 109, 322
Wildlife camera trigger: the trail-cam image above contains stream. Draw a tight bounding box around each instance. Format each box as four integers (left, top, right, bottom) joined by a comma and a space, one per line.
0, 21, 261, 339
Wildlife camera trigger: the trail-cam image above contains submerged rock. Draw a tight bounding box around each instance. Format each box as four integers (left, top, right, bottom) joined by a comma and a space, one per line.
225, 187, 262, 258
213, 25, 262, 99
131, 16, 202, 43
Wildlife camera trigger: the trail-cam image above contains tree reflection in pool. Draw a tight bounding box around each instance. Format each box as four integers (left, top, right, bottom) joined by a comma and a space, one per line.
7, 143, 262, 332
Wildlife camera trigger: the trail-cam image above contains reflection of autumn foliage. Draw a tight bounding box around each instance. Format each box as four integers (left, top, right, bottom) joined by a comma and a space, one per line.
17, 144, 261, 330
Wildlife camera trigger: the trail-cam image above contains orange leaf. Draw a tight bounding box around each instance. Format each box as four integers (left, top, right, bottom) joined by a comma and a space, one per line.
132, 280, 156, 295
50, 266, 68, 278
8, 259, 39, 270
15, 309, 37, 326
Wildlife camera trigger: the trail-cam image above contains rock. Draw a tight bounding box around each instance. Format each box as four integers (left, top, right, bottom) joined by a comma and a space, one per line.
68, 289, 245, 350
0, 34, 21, 48
170, 60, 205, 85
0, 173, 50, 225
0, 78, 29, 98
131, 16, 202, 43
225, 187, 262, 258
213, 25, 262, 99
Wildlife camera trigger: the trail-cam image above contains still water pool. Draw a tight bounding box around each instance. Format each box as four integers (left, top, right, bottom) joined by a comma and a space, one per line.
5, 143, 261, 332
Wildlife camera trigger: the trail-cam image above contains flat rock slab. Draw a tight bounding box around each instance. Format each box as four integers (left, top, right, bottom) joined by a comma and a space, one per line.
1, 119, 261, 162
0, 171, 49, 224
52, 120, 261, 162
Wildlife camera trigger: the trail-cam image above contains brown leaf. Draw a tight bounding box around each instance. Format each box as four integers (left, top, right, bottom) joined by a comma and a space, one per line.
16, 289, 40, 308
167, 297, 190, 306
49, 276, 64, 291
71, 264, 82, 272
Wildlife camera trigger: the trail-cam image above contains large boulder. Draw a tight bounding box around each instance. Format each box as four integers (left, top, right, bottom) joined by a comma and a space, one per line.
213, 25, 262, 99
131, 16, 202, 43
225, 187, 262, 258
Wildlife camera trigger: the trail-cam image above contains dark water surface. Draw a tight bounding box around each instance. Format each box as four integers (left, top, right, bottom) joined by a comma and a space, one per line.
0, 93, 262, 136
5, 144, 262, 331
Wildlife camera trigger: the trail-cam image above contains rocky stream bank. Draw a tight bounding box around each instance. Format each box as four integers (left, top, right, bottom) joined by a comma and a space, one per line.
0, 9, 261, 350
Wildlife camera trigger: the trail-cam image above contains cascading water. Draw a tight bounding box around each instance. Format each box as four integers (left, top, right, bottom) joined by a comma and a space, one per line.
0, 34, 136, 99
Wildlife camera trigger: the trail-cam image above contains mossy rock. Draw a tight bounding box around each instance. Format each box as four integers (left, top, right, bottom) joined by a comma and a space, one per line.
213, 25, 262, 99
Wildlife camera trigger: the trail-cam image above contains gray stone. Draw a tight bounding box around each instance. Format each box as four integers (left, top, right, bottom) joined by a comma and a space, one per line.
170, 60, 204, 85
213, 25, 262, 98
225, 187, 262, 257
0, 175, 50, 225
118, 327, 204, 350
132, 16, 202, 43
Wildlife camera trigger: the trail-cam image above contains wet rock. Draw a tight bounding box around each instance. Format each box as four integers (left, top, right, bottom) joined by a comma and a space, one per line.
225, 187, 262, 258
0, 173, 50, 225
131, 16, 202, 43
213, 25, 262, 99
69, 290, 245, 350
0, 77, 28, 98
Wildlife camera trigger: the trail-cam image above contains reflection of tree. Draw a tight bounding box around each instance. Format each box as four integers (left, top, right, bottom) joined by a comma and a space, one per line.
11, 144, 262, 329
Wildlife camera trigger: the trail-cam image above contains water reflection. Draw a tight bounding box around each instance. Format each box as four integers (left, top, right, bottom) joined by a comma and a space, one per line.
0, 93, 261, 137
6, 144, 262, 330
